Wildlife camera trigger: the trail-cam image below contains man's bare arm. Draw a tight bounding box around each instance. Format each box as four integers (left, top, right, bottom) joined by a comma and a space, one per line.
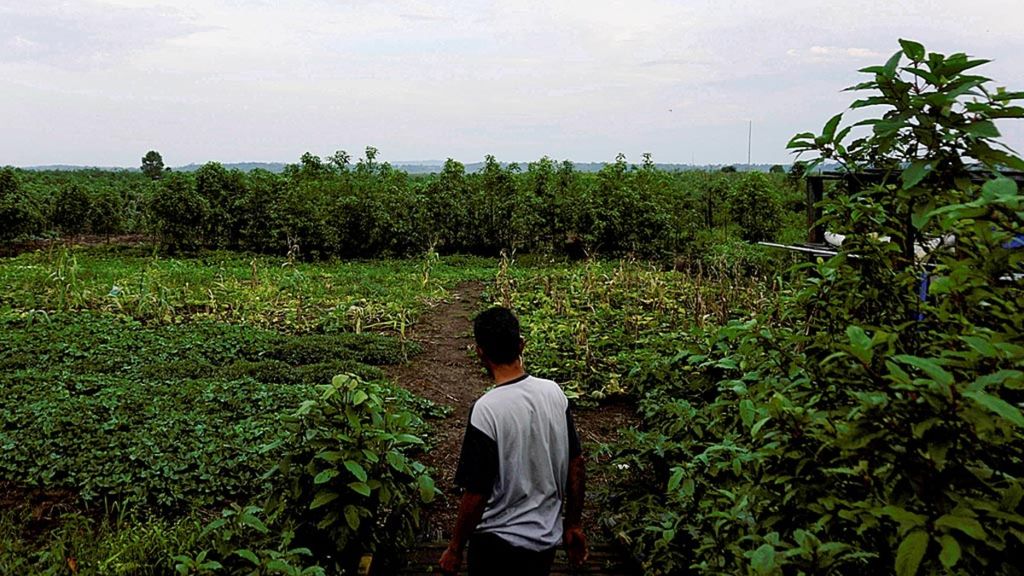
566, 455, 585, 527
439, 491, 489, 574
564, 454, 588, 565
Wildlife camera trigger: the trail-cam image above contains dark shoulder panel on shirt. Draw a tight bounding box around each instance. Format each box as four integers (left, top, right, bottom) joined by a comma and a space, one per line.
454, 403, 499, 495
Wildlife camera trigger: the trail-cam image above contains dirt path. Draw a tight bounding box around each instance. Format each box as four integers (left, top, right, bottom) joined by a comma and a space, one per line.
385, 281, 641, 545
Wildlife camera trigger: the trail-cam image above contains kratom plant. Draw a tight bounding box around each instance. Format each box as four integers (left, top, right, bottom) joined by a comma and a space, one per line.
601, 39, 1024, 576
262, 374, 438, 571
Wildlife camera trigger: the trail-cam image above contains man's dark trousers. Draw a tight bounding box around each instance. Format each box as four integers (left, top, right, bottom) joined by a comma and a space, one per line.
468, 532, 556, 576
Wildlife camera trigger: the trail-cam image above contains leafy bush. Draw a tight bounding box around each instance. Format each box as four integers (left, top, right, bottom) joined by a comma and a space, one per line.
727, 172, 783, 242
262, 374, 438, 571
0, 167, 45, 241
173, 505, 326, 576
52, 183, 94, 235
148, 173, 209, 252
601, 40, 1024, 575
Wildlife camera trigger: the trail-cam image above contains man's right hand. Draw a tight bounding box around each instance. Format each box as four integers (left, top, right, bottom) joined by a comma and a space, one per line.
439, 543, 462, 575
564, 526, 589, 566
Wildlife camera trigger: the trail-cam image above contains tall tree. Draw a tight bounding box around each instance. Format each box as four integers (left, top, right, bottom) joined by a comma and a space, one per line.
141, 150, 165, 180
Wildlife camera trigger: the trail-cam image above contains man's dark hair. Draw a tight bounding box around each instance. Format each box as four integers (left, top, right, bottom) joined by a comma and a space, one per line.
473, 306, 521, 365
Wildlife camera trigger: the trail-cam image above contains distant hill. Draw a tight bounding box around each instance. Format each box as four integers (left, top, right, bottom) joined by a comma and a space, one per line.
20, 161, 819, 175
172, 162, 289, 173
21, 162, 290, 173
22, 165, 134, 172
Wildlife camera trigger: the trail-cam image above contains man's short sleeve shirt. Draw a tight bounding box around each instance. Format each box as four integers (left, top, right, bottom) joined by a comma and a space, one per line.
454, 374, 582, 551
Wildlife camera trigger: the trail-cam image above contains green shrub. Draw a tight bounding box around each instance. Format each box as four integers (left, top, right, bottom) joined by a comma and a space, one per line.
148, 173, 208, 252
601, 40, 1024, 576
727, 172, 783, 242
52, 183, 94, 235
263, 374, 438, 570
0, 167, 45, 241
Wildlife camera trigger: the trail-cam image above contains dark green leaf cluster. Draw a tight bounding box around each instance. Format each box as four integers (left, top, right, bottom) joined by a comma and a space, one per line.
259, 373, 438, 573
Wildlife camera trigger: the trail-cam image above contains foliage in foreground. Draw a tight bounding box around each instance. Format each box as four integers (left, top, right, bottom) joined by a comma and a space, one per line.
0, 311, 439, 574
496, 258, 782, 400
601, 40, 1024, 575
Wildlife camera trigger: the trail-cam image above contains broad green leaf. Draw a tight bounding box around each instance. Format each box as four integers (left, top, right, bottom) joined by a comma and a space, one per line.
886, 360, 912, 385
850, 96, 891, 109
395, 433, 424, 444
901, 160, 932, 190
939, 534, 961, 568
314, 469, 339, 485
963, 390, 1024, 427
899, 39, 926, 61
895, 355, 954, 387
750, 543, 775, 575
309, 491, 338, 510
344, 505, 360, 530
344, 460, 368, 482
265, 560, 291, 572
418, 474, 436, 503
668, 467, 684, 492
883, 50, 903, 77
739, 399, 755, 428
316, 450, 346, 463
858, 65, 887, 75
895, 530, 929, 576
386, 451, 407, 472
349, 481, 372, 497
239, 513, 269, 534
935, 514, 987, 540
822, 113, 844, 141
972, 370, 1024, 390
944, 57, 991, 75
847, 325, 872, 363
751, 416, 772, 437
234, 549, 260, 565
905, 67, 939, 85
965, 120, 1000, 138
352, 390, 368, 406
961, 335, 998, 358
981, 177, 1018, 200
880, 505, 927, 530
912, 198, 936, 229
1001, 482, 1024, 509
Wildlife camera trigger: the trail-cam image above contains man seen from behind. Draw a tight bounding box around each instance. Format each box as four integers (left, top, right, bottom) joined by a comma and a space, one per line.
438, 306, 587, 575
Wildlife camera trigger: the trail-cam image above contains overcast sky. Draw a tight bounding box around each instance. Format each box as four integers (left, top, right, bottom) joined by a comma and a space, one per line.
2, 0, 1023, 167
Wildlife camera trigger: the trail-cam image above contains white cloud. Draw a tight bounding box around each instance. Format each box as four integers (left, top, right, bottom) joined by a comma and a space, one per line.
0, 0, 1022, 165
788, 46, 886, 64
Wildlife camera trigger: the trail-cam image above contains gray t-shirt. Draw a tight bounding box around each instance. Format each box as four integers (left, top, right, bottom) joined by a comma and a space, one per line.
455, 374, 582, 551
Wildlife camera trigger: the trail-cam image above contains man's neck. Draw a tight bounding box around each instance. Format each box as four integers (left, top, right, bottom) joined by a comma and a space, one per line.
491, 362, 526, 386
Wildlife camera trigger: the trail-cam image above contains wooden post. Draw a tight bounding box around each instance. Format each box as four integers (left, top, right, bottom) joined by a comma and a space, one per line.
806, 176, 825, 244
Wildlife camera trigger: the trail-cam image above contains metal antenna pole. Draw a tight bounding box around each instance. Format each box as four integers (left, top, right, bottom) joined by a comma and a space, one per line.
747, 120, 752, 168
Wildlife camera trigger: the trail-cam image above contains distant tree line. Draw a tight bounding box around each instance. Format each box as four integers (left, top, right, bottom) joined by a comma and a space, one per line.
0, 149, 805, 268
